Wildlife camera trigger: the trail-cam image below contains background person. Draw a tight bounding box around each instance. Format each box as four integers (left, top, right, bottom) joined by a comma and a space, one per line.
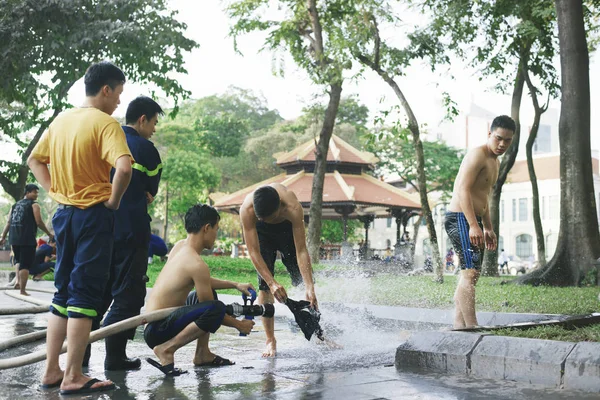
0, 184, 53, 295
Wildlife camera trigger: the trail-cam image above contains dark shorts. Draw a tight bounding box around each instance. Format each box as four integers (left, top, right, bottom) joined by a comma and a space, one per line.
144, 294, 225, 349
256, 220, 302, 291
444, 212, 484, 270
50, 203, 115, 319
29, 261, 55, 276
11, 245, 36, 270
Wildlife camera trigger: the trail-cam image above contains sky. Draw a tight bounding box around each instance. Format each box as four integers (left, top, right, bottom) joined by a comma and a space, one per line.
95, 0, 597, 151
8, 0, 600, 163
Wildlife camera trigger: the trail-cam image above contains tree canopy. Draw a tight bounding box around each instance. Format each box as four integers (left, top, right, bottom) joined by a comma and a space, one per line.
0, 0, 197, 200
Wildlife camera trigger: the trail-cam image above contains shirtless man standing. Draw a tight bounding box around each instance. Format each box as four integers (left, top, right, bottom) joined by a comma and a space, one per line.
144, 204, 255, 375
240, 184, 318, 357
445, 115, 515, 328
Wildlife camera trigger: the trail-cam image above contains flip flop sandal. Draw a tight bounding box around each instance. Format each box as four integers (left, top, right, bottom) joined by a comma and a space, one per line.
196, 355, 235, 367
146, 358, 187, 376
39, 378, 62, 389
59, 378, 115, 396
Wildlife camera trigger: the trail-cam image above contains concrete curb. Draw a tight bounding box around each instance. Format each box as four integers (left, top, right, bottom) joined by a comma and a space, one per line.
396, 331, 600, 393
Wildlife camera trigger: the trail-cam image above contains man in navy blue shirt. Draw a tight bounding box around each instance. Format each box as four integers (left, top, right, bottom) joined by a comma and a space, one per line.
30, 238, 57, 281
91, 96, 163, 370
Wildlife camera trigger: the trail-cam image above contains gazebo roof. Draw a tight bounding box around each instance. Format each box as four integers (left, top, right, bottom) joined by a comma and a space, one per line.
211, 170, 421, 219
274, 135, 379, 167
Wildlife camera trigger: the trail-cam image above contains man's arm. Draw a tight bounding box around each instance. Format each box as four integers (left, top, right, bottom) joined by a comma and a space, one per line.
290, 205, 318, 309
457, 149, 485, 248
482, 205, 497, 251
27, 156, 51, 193
192, 262, 252, 334
105, 155, 132, 210
210, 277, 254, 296
0, 208, 12, 246
32, 204, 52, 238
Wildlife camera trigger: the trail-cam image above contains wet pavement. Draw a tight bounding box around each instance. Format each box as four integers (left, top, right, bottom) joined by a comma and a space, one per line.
0, 282, 598, 399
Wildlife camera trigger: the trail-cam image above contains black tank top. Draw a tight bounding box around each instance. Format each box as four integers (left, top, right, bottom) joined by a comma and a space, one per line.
9, 199, 37, 246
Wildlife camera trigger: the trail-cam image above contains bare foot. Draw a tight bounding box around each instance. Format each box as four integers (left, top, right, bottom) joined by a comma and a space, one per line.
60, 375, 113, 392
13, 283, 20, 290
19, 291, 30, 296
41, 369, 64, 387
262, 340, 277, 358
153, 343, 174, 366
193, 350, 216, 366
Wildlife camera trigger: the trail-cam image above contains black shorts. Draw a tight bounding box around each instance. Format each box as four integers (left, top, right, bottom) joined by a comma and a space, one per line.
444, 212, 484, 270
256, 220, 302, 291
144, 296, 225, 350
11, 245, 36, 270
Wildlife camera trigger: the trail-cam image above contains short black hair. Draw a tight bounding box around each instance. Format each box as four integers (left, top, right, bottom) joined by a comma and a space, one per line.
125, 96, 164, 125
185, 204, 220, 234
24, 184, 39, 195
253, 186, 280, 219
491, 115, 516, 133
84, 61, 126, 96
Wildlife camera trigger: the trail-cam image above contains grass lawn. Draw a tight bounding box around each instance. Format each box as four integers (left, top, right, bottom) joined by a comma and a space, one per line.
14, 256, 600, 342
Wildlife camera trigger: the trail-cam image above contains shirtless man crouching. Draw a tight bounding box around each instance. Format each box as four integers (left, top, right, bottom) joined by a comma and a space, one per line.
144, 204, 255, 375
445, 115, 515, 329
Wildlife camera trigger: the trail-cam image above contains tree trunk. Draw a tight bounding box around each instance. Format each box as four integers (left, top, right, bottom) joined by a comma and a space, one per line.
411, 215, 423, 260
516, 0, 600, 286
307, 83, 343, 263
376, 69, 442, 281
523, 69, 547, 266
481, 57, 527, 276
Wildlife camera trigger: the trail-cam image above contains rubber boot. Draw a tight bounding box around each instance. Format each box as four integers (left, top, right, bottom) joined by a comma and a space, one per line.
104, 334, 141, 371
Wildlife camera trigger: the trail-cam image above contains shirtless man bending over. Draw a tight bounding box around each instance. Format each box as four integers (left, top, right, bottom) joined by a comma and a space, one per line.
445, 115, 515, 329
240, 184, 318, 357
144, 204, 255, 375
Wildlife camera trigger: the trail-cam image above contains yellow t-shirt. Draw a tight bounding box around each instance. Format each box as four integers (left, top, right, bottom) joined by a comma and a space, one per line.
31, 107, 133, 209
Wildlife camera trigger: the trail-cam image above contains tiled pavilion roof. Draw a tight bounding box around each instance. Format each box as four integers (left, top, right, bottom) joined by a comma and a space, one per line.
211, 135, 420, 218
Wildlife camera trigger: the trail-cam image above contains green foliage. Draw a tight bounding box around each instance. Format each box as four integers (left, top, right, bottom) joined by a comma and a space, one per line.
153, 149, 221, 241
415, 0, 560, 96
145, 256, 294, 294
368, 130, 463, 199
492, 325, 600, 342
0, 0, 197, 200
227, 0, 355, 85
153, 88, 284, 195
320, 219, 361, 244
194, 114, 249, 158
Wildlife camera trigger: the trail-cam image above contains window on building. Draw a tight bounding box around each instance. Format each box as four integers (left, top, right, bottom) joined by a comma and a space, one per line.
386, 239, 391, 248
512, 199, 517, 222
549, 195, 559, 220
498, 236, 504, 252
386, 217, 392, 228
515, 234, 533, 258
546, 233, 558, 259
533, 124, 552, 154
501, 200, 504, 223
519, 198, 528, 221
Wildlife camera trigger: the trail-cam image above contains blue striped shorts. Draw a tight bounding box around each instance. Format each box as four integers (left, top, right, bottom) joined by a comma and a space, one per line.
444, 211, 484, 270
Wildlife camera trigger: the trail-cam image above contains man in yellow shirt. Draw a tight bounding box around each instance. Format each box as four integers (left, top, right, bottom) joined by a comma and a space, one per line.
28, 61, 133, 396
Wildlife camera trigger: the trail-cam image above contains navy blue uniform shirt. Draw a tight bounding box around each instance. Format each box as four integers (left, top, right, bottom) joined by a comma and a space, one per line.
111, 126, 162, 245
